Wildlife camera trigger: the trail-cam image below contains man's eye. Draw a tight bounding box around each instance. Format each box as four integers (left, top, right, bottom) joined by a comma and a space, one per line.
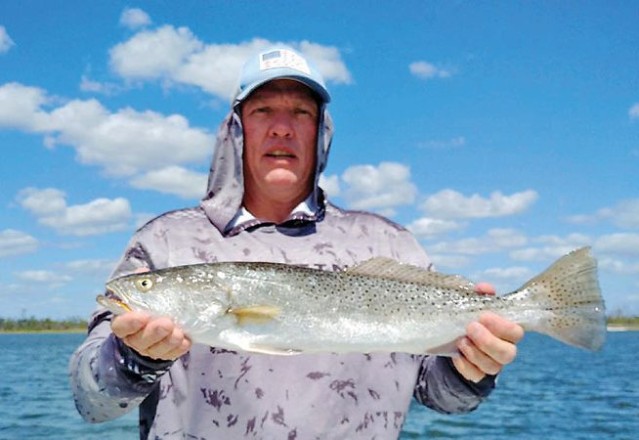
294, 108, 314, 116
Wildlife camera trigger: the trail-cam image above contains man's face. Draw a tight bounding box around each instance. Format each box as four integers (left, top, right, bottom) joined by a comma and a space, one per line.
240, 79, 319, 206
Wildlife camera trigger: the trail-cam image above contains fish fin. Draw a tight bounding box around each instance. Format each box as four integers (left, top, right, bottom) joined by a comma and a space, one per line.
346, 258, 475, 291
229, 305, 280, 326
508, 247, 606, 351
425, 339, 462, 357
244, 343, 303, 356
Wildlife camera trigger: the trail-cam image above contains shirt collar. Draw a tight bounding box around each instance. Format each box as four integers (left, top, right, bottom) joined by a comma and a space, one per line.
225, 194, 319, 234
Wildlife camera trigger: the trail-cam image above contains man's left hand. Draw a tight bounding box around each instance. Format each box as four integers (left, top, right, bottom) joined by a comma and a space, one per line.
452, 284, 525, 383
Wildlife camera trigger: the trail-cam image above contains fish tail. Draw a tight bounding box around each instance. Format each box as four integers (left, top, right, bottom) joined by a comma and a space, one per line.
509, 247, 606, 351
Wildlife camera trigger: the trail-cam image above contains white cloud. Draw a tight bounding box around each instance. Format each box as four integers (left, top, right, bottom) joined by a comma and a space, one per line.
64, 259, 117, 278
0, 82, 50, 130
79, 75, 120, 95
0, 229, 39, 258
482, 266, 534, 281
566, 199, 639, 229
46, 99, 213, 176
629, 103, 639, 120
130, 166, 208, 199
0, 82, 214, 181
428, 228, 528, 256
17, 187, 132, 236
341, 162, 417, 215
599, 256, 639, 275
422, 189, 538, 219
15, 270, 72, 285
120, 7, 152, 29
298, 41, 352, 84
409, 61, 454, 80
0, 26, 14, 54
319, 174, 341, 198
17, 187, 67, 216
428, 253, 470, 270
510, 234, 592, 261
110, 25, 204, 79
418, 136, 466, 150
472, 265, 537, 294
109, 29, 351, 100
595, 233, 639, 256
406, 217, 464, 239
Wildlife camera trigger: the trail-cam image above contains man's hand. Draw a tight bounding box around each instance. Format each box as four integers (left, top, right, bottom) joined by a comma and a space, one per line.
112, 311, 192, 361
452, 283, 525, 383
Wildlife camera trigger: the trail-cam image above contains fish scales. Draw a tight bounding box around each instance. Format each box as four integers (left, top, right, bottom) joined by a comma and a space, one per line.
100, 247, 606, 356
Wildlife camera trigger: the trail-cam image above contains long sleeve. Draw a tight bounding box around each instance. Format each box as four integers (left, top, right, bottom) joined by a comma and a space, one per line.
68, 232, 173, 423
413, 355, 495, 414
68, 310, 173, 423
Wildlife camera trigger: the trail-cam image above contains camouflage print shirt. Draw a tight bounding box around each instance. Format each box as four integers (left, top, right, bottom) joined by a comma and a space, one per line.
69, 109, 495, 440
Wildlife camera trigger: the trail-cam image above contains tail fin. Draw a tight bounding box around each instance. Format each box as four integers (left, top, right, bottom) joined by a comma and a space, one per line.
510, 247, 606, 351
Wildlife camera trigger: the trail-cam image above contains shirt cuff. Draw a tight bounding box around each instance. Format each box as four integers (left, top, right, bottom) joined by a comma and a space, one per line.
113, 335, 174, 384
445, 356, 496, 397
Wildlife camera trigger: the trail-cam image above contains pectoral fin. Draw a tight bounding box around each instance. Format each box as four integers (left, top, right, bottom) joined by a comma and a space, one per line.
228, 305, 280, 326
424, 338, 462, 357
244, 343, 303, 356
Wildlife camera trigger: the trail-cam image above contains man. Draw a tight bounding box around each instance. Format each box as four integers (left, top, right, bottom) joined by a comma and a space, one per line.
70, 46, 523, 439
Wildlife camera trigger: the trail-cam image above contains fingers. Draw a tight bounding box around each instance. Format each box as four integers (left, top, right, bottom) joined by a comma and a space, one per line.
452, 349, 488, 383
454, 312, 524, 383
474, 282, 496, 296
479, 311, 525, 345
112, 311, 151, 339
112, 312, 191, 361
133, 321, 191, 360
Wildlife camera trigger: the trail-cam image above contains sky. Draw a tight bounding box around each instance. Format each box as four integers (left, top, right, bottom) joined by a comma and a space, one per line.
0, 1, 637, 320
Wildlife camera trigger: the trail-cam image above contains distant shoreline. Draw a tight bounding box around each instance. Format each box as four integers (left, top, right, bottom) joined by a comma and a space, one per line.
0, 328, 87, 335
607, 325, 639, 332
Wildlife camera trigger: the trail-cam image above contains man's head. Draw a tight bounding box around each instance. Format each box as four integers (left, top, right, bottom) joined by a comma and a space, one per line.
232, 47, 331, 220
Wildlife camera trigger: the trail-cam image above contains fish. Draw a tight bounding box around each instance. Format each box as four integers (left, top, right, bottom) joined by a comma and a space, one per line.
98, 247, 606, 356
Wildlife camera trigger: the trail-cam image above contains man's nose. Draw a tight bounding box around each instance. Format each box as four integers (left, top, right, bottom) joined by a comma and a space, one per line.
269, 113, 294, 138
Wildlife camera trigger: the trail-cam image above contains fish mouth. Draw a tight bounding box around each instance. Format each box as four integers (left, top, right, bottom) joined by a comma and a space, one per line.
97, 288, 132, 314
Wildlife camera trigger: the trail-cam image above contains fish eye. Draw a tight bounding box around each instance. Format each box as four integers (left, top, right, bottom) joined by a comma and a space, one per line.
135, 277, 154, 292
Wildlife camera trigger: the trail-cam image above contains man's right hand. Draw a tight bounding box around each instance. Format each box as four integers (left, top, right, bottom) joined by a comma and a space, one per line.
111, 311, 192, 361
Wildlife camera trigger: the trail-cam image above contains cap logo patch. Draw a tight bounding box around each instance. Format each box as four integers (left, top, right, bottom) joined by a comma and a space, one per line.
259, 49, 311, 75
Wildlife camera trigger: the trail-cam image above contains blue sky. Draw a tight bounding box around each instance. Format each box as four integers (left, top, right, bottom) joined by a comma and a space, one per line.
0, 1, 637, 319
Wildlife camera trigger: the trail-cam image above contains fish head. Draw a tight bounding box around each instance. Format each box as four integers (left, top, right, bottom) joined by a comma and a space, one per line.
100, 265, 233, 326
101, 271, 166, 315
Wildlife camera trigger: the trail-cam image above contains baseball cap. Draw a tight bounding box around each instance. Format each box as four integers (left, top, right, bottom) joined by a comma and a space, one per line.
233, 46, 331, 106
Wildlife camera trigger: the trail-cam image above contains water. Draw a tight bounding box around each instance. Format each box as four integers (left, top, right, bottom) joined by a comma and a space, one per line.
0, 333, 137, 440
0, 332, 637, 439
401, 331, 639, 439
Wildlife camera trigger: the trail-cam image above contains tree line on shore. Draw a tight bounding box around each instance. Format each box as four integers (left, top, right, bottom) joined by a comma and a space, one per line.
0, 316, 88, 332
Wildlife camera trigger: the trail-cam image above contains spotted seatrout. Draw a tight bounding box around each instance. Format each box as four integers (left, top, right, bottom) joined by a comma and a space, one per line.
99, 247, 606, 355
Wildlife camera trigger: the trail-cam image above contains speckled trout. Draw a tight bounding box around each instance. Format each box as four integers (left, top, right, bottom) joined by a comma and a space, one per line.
99, 247, 606, 355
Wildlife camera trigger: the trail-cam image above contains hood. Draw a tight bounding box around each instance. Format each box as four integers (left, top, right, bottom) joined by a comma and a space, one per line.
200, 106, 334, 235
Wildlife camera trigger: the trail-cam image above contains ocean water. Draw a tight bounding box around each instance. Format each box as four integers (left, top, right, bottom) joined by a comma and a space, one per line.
0, 331, 637, 439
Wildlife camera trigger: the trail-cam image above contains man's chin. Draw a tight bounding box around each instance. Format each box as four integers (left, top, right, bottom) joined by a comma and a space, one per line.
264, 170, 302, 186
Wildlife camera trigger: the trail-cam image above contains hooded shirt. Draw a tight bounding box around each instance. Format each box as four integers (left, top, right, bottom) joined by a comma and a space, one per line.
69, 80, 495, 440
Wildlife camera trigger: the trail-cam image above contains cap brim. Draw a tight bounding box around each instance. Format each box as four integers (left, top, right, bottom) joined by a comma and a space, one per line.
234, 72, 330, 106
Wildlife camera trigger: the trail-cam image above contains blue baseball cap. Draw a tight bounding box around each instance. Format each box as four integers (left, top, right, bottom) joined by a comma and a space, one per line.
233, 46, 331, 106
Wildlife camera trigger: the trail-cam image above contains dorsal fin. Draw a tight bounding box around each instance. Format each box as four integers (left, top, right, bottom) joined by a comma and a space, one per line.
344, 257, 476, 291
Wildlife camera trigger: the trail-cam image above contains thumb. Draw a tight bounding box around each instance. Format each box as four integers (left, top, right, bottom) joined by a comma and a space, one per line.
111, 311, 151, 338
